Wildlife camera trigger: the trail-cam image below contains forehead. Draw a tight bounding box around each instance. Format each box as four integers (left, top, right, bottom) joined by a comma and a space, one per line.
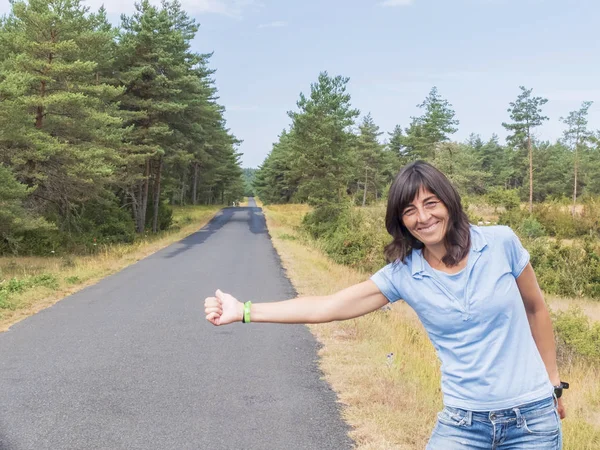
410, 188, 438, 204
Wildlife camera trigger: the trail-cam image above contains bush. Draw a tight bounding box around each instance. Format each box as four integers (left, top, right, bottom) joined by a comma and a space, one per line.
518, 216, 546, 238
527, 237, 600, 298
553, 307, 600, 365
145, 200, 173, 232
302, 202, 349, 239
486, 187, 520, 211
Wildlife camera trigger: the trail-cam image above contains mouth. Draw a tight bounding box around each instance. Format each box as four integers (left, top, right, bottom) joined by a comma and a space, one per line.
417, 221, 440, 233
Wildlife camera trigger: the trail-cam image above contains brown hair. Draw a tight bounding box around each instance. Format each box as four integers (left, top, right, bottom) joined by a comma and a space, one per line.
384, 161, 471, 266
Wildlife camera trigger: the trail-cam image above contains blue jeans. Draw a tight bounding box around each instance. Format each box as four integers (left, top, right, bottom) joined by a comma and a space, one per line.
426, 396, 562, 449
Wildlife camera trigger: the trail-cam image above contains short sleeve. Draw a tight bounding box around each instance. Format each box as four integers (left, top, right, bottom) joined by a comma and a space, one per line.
370, 263, 403, 303
502, 226, 530, 278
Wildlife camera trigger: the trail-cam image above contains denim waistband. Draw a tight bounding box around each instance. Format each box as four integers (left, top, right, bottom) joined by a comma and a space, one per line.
445, 396, 556, 424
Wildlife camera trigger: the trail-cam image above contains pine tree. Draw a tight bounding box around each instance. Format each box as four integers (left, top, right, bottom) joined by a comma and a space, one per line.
288, 72, 359, 207
403, 87, 459, 160
356, 114, 384, 206
502, 86, 549, 213
116, 0, 191, 232
387, 124, 410, 164
561, 101, 593, 215
0, 0, 123, 230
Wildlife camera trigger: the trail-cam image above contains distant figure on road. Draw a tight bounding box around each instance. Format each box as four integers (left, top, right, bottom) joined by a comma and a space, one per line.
205, 161, 567, 449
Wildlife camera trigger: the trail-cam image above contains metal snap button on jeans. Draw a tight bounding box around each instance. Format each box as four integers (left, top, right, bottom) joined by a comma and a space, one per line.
490, 413, 497, 420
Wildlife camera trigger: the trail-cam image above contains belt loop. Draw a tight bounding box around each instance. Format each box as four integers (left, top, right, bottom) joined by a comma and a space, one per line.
464, 410, 472, 426
512, 407, 524, 428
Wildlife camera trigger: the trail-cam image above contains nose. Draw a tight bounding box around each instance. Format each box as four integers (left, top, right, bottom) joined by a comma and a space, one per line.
417, 206, 431, 223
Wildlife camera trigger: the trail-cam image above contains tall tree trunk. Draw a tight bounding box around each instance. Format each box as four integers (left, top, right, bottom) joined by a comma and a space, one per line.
152, 156, 163, 233
362, 167, 368, 207
573, 145, 578, 217
138, 159, 150, 233
130, 189, 140, 229
192, 162, 199, 205
528, 133, 533, 214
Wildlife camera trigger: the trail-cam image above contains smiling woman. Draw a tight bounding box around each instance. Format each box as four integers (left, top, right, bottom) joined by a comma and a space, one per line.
384, 162, 471, 274
206, 161, 568, 449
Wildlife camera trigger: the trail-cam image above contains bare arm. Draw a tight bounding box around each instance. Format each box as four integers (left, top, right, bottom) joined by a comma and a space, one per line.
204, 280, 390, 326
516, 263, 566, 418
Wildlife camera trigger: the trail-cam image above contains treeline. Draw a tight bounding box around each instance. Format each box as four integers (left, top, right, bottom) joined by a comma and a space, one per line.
254, 72, 599, 221
0, 0, 244, 255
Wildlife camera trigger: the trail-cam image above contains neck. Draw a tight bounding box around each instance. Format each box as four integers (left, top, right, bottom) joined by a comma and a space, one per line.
424, 243, 447, 266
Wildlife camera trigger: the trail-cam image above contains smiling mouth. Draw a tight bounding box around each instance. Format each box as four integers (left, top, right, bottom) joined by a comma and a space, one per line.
417, 221, 440, 232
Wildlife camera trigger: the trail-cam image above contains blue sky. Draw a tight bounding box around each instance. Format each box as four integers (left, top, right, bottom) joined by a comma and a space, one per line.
2, 0, 599, 168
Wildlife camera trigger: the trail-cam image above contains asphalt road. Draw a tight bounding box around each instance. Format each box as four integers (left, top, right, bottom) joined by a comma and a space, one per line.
0, 198, 354, 450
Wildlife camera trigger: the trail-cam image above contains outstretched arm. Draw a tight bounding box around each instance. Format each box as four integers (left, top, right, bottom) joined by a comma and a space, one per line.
204, 280, 389, 326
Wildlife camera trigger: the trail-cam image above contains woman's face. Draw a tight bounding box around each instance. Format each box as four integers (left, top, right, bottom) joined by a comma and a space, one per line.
401, 187, 449, 247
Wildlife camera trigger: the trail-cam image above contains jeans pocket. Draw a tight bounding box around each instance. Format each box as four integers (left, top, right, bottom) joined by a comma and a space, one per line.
437, 407, 467, 427
522, 407, 560, 435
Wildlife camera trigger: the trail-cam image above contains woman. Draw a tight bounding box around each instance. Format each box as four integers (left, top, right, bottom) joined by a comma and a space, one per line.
204, 161, 567, 449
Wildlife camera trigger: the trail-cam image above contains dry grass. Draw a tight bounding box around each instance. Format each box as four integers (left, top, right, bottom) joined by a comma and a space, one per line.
548, 296, 600, 323
0, 205, 221, 332
263, 203, 600, 449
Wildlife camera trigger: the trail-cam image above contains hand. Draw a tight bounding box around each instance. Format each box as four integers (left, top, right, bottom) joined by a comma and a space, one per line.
556, 397, 566, 419
204, 289, 242, 326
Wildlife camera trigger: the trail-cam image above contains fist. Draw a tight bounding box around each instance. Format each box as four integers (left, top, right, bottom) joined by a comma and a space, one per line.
204, 289, 242, 326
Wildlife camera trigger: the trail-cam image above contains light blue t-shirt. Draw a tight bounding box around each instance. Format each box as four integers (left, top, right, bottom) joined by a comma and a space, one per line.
371, 225, 553, 411
430, 266, 466, 301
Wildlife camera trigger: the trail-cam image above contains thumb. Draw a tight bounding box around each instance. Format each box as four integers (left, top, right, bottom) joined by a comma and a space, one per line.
215, 289, 224, 301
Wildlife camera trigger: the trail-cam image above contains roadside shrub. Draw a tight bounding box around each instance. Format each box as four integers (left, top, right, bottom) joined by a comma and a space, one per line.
302, 202, 349, 239
318, 207, 387, 272
0, 273, 59, 311
145, 200, 173, 232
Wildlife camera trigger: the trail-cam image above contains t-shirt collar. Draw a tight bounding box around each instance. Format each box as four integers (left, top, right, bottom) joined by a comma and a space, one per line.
411, 225, 488, 279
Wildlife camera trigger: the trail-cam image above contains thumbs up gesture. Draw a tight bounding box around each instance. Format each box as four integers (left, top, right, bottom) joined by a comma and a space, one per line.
204, 289, 243, 326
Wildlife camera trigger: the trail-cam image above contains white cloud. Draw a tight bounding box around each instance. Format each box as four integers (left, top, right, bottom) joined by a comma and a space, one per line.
0, 1, 258, 18
258, 20, 287, 29
379, 0, 414, 7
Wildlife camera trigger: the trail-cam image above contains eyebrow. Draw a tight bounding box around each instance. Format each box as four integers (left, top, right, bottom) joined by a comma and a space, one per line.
405, 195, 439, 208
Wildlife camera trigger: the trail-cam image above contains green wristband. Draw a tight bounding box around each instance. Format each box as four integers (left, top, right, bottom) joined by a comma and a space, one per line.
243, 301, 252, 324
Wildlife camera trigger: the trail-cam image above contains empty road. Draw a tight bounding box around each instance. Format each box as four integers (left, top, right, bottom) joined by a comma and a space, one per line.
0, 199, 353, 450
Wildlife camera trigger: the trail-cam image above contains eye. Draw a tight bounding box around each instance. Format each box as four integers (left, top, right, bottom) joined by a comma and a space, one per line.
402, 208, 416, 217
425, 201, 439, 209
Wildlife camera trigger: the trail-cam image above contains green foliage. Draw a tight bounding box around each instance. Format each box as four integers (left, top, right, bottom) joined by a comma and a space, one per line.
0, 0, 244, 252
302, 202, 351, 240
401, 87, 459, 160
0, 164, 32, 242
0, 273, 59, 310
289, 72, 360, 207
502, 86, 549, 212
65, 276, 81, 284
486, 187, 520, 211
145, 200, 173, 233
553, 307, 600, 364
503, 86, 549, 149
243, 168, 257, 197
527, 237, 600, 298
519, 216, 546, 238
0, 0, 124, 228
